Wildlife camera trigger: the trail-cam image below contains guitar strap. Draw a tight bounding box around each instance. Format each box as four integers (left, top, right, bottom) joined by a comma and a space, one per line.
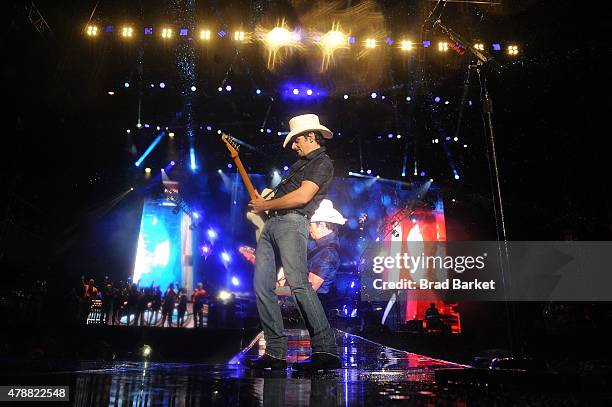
261, 159, 314, 199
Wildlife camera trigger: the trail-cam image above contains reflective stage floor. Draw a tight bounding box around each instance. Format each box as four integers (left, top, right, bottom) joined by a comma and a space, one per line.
1, 329, 606, 406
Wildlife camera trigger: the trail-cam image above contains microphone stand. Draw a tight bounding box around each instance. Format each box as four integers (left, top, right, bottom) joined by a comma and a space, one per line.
433, 19, 519, 360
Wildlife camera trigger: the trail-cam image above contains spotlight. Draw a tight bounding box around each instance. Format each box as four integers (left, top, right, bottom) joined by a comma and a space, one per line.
283, 165, 289, 171
231, 277, 240, 286
191, 86, 196, 91
169, 132, 175, 138
126, 129, 131, 134
454, 174, 460, 180
434, 96, 441, 103
400, 40, 412, 51
266, 26, 292, 47
124, 82, 130, 88
200, 29, 211, 40
365, 38, 376, 49
370, 92, 377, 99
144, 168, 151, 173
141, 344, 152, 358
474, 43, 485, 51
438, 42, 449, 52
406, 96, 412, 101
227, 163, 233, 169
256, 88, 261, 94
320, 27, 348, 55
233, 31, 246, 42
343, 94, 349, 100
161, 28, 173, 39
85, 25, 98, 36
218, 290, 232, 301
366, 169, 372, 175
218, 87, 223, 92
159, 82, 166, 88
306, 89, 313, 95
170, 161, 175, 165
121, 26, 133, 38
221, 251, 231, 263
207, 229, 217, 239
293, 88, 299, 95
217, 169, 222, 174
107, 91, 115, 96
225, 85, 232, 91
507, 45, 519, 55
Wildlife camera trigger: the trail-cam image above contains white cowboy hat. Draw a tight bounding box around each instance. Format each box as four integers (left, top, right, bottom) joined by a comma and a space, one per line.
310, 199, 347, 225
283, 114, 333, 148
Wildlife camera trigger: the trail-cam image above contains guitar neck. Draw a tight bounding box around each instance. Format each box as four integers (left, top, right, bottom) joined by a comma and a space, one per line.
232, 156, 259, 200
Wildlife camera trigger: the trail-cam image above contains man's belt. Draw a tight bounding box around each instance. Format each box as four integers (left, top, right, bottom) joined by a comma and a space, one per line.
269, 209, 309, 219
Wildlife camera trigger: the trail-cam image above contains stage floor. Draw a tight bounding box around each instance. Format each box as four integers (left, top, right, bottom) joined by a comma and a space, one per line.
1, 329, 601, 406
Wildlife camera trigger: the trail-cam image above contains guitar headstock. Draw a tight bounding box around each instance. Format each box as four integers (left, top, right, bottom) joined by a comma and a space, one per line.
221, 133, 240, 158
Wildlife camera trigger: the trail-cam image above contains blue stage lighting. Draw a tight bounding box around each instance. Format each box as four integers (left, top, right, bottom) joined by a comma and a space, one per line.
343, 94, 349, 100
256, 88, 261, 94
170, 160, 175, 166
366, 169, 372, 175
454, 174, 460, 180
283, 165, 289, 171
227, 163, 233, 169
370, 92, 377, 99
207, 229, 217, 239
266, 128, 272, 134
190, 147, 196, 171
387, 133, 393, 139
221, 251, 231, 263
206, 125, 212, 131
306, 89, 313, 95
420, 171, 426, 176
423, 40, 431, 48
293, 88, 299, 95
231, 276, 240, 286
434, 96, 441, 103
225, 85, 232, 91
159, 82, 166, 88
124, 82, 130, 88
192, 211, 200, 219
134, 132, 166, 167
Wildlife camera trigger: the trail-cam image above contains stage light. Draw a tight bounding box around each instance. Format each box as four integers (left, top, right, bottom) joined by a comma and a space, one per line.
454, 174, 460, 180
400, 40, 412, 51
438, 41, 449, 52
507, 45, 519, 55
159, 82, 165, 88
266, 128, 272, 134
434, 96, 441, 103
406, 96, 412, 101
217, 169, 222, 174
256, 88, 261, 94
207, 229, 217, 239
218, 290, 232, 301
366, 169, 372, 175
221, 251, 231, 263
306, 89, 313, 95
492, 43, 501, 51
206, 125, 212, 131
170, 161, 175, 165
474, 43, 485, 51
266, 26, 292, 47
190, 147, 196, 171
144, 167, 151, 173
86, 25, 98, 36
321, 29, 346, 51
124, 82, 130, 88
107, 91, 115, 96
191, 86, 196, 91
200, 29, 211, 40
141, 344, 152, 358
453, 136, 458, 141
397, 134, 402, 139
201, 245, 211, 255
463, 144, 468, 148
156, 126, 161, 131
225, 85, 232, 91
233, 31, 246, 42
387, 133, 393, 139
136, 123, 142, 128
370, 92, 377, 99
168, 132, 175, 138
283, 165, 289, 171
445, 100, 449, 105
420, 171, 426, 176
121, 26, 133, 38
231, 277, 240, 286
365, 38, 376, 49
343, 94, 349, 100
126, 129, 131, 134
218, 87, 222, 92
161, 28, 173, 39
293, 88, 299, 95
434, 139, 439, 143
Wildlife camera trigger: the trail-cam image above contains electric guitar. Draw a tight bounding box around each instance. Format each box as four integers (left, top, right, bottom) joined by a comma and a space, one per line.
221, 133, 274, 241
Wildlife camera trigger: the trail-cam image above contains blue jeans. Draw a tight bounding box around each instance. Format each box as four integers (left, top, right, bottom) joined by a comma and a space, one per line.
254, 213, 338, 360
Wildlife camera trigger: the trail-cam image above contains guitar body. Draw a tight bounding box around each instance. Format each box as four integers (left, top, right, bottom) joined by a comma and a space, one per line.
246, 188, 274, 242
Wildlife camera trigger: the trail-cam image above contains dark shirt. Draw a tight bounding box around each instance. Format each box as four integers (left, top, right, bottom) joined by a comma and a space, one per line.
274, 147, 333, 218
307, 232, 340, 294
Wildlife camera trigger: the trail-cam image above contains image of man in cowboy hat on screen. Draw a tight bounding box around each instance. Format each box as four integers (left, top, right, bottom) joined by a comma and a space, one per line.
247, 113, 341, 371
